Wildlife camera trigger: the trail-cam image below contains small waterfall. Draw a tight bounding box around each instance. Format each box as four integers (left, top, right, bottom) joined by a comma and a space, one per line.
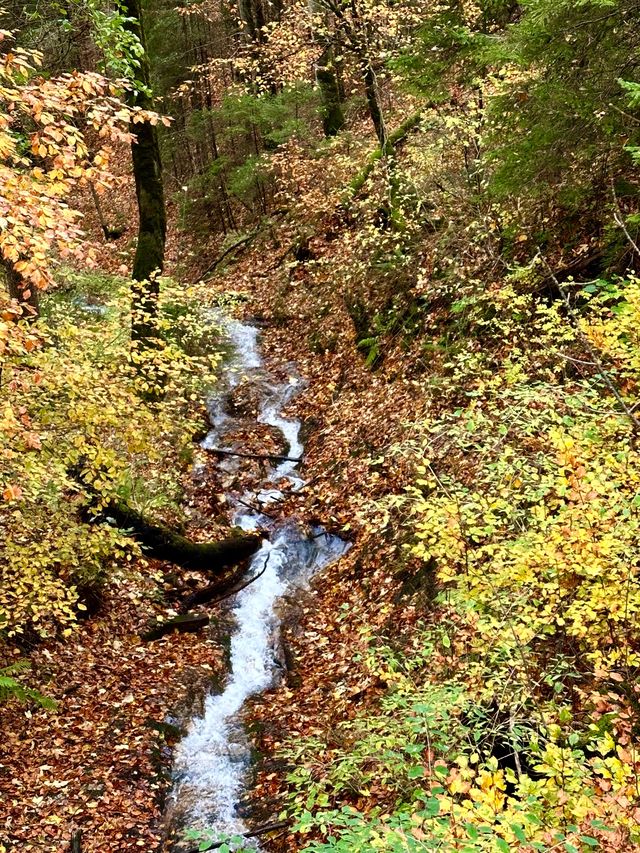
166, 317, 348, 848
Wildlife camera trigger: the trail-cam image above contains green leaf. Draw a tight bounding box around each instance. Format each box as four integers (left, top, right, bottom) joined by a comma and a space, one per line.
512, 823, 527, 843
465, 823, 479, 841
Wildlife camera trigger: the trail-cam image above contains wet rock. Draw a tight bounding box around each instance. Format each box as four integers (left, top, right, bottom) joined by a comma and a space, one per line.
145, 718, 186, 743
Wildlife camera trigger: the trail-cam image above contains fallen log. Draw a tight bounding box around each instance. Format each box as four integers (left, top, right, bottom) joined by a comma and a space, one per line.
143, 612, 209, 641
184, 819, 291, 853
103, 502, 263, 572
342, 110, 426, 204
205, 446, 302, 463
183, 552, 271, 612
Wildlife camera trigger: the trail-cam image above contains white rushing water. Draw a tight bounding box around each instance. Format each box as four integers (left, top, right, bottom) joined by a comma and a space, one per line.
167, 316, 348, 848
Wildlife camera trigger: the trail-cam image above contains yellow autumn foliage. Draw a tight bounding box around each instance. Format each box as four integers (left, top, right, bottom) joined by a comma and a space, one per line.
0, 272, 220, 637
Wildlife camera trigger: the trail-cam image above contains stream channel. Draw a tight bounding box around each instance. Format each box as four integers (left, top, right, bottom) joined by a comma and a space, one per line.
165, 317, 349, 850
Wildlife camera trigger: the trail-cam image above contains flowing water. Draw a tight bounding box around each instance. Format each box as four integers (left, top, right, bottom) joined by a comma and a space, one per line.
166, 317, 348, 849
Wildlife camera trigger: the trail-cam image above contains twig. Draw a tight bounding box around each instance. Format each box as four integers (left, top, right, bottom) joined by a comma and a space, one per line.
235, 495, 280, 519
538, 251, 640, 432
184, 818, 291, 852
556, 352, 598, 367
206, 447, 302, 464
200, 228, 262, 279
612, 180, 640, 259
509, 713, 523, 781
207, 550, 271, 605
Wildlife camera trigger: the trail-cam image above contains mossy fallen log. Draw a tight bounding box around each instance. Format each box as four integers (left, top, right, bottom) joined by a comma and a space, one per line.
342, 110, 425, 205
104, 502, 263, 572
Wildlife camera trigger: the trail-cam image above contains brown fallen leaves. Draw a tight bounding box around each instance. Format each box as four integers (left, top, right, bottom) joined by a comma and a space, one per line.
0, 558, 229, 852
201, 221, 434, 850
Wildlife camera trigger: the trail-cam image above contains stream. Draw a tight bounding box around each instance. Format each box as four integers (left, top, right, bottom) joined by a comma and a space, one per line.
165, 317, 349, 849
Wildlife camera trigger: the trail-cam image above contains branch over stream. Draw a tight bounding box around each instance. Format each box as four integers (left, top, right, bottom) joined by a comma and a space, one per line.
183, 819, 291, 853
205, 446, 302, 463
102, 502, 264, 572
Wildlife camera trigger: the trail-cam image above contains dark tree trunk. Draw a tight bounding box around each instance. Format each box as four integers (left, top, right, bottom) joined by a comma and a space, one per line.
362, 62, 387, 148
317, 43, 345, 137
239, 0, 258, 41
103, 501, 264, 572
310, 0, 344, 137
122, 0, 167, 345
2, 257, 39, 318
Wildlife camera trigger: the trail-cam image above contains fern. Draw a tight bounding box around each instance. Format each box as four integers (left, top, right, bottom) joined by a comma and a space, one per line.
0, 661, 56, 709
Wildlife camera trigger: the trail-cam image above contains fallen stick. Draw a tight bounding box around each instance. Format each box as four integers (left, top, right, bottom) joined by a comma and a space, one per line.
200, 228, 262, 279
184, 819, 291, 853
207, 551, 271, 605
235, 495, 279, 519
181, 553, 270, 610
206, 447, 302, 463
142, 612, 209, 642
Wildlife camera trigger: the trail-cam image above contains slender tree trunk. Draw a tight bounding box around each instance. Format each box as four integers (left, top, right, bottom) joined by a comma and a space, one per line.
309, 0, 344, 137
122, 0, 166, 345
239, 0, 258, 41
2, 258, 39, 317
316, 43, 345, 136
362, 62, 387, 148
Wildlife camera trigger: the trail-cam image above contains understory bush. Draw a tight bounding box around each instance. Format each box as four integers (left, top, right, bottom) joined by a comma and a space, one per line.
281, 272, 640, 851
0, 271, 220, 639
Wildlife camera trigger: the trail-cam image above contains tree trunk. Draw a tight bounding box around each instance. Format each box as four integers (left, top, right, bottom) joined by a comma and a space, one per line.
239, 0, 258, 42
316, 43, 345, 137
122, 0, 167, 345
343, 109, 423, 203
309, 0, 344, 137
2, 257, 39, 318
103, 501, 263, 572
362, 62, 387, 148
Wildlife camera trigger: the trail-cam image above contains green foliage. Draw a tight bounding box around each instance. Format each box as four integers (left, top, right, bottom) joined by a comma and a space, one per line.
183, 828, 249, 851
81, 0, 146, 81
280, 271, 640, 850
0, 660, 56, 709
177, 86, 318, 226
400, 0, 640, 204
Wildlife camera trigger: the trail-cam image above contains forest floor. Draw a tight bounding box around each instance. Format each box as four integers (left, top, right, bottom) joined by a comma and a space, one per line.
0, 453, 245, 852
0, 165, 427, 851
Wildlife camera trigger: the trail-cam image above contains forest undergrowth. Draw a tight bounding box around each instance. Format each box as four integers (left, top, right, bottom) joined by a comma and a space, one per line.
215, 100, 640, 853
3, 1, 640, 851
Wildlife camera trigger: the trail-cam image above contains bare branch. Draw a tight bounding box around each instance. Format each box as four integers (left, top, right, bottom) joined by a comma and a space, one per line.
537, 251, 640, 432
612, 180, 640, 258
